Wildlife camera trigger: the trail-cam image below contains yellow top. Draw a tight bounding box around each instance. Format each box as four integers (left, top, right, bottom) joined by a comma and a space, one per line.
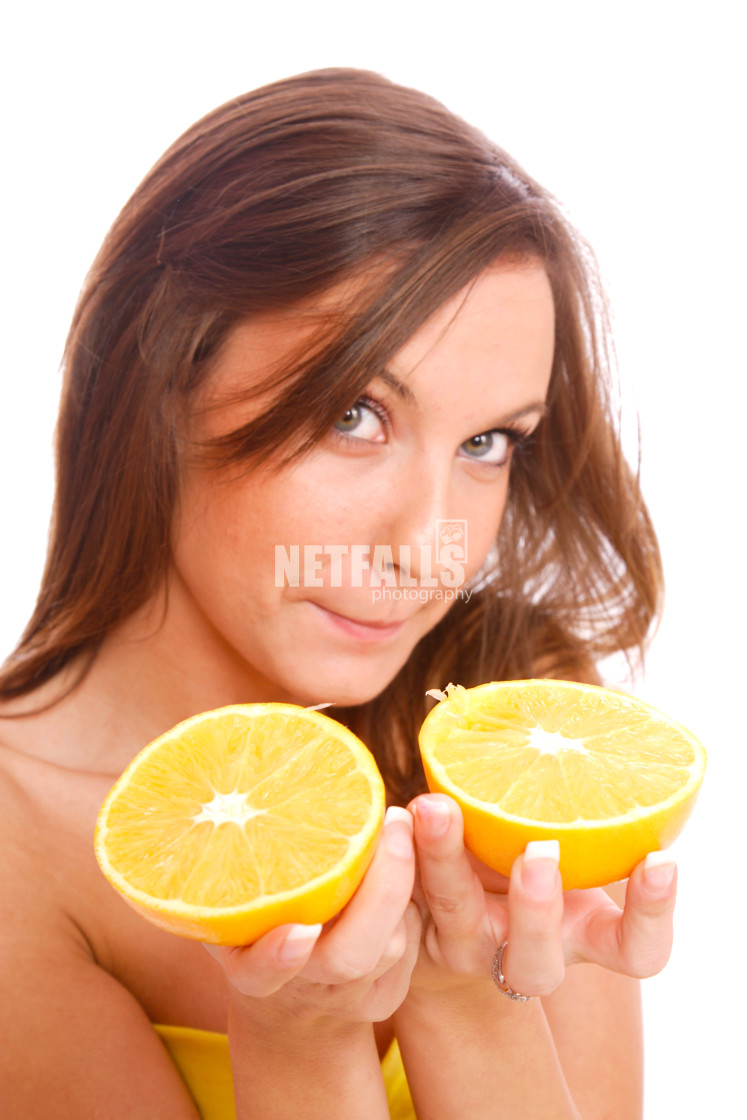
154, 1023, 415, 1120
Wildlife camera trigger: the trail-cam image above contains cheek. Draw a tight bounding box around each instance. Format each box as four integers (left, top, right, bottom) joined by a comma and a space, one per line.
461, 481, 511, 579
273, 455, 390, 543
175, 461, 366, 583
172, 470, 268, 585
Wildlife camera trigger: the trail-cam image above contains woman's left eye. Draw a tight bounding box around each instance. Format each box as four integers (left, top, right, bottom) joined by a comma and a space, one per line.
459, 430, 513, 465
333, 399, 387, 443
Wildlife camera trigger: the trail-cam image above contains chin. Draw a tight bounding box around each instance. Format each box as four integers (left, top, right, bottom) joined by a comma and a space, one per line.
278, 653, 407, 711
285, 675, 391, 711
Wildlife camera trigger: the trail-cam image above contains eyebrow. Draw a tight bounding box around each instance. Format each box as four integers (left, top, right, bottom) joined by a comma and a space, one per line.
492, 401, 549, 427
378, 369, 417, 404
376, 369, 548, 427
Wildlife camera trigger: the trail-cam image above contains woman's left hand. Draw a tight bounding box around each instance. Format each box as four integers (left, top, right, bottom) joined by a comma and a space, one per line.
407, 792, 677, 998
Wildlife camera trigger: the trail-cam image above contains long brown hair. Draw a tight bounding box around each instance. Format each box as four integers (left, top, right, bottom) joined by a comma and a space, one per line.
0, 68, 661, 801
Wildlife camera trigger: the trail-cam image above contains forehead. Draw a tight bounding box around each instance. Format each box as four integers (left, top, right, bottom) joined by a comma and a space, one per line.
195, 271, 372, 411
193, 259, 553, 436
387, 261, 555, 420
392, 261, 554, 374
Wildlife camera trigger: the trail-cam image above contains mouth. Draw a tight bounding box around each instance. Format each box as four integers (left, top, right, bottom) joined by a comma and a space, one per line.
307, 602, 409, 643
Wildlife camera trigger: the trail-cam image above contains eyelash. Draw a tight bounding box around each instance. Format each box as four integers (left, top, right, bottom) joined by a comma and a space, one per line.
460, 424, 533, 469
333, 393, 535, 463
491, 424, 534, 454
331, 394, 391, 446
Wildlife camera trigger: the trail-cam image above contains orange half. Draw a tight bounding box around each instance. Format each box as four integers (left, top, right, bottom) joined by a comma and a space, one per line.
419, 680, 706, 887
95, 704, 385, 944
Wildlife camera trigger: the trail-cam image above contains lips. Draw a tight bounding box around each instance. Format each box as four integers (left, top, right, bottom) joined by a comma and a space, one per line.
307, 602, 409, 643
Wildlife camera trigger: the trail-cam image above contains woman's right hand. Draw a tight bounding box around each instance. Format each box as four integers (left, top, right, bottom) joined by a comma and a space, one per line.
204, 806, 421, 1025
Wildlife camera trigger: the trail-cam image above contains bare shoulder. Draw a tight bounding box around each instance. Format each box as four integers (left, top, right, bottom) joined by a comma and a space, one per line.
0, 738, 201, 1118
0, 721, 108, 897
0, 736, 59, 900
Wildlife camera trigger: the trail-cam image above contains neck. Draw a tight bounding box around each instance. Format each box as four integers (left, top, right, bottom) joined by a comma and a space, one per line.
1, 577, 298, 775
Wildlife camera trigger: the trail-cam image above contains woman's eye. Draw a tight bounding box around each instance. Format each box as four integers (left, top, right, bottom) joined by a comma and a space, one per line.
334, 400, 386, 442
459, 430, 511, 465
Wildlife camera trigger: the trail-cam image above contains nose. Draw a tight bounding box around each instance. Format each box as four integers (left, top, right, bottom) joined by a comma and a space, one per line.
383, 463, 464, 585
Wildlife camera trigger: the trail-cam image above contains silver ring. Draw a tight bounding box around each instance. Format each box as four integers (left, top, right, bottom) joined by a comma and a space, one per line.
491, 941, 533, 1002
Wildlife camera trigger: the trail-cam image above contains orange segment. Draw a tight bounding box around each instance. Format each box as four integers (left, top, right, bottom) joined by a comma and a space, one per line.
419, 680, 706, 888
95, 705, 385, 944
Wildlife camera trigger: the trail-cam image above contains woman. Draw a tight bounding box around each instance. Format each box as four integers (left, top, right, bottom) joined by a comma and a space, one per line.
0, 69, 675, 1118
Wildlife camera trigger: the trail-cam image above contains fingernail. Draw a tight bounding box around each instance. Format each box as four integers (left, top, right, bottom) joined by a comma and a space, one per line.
417, 798, 450, 837
643, 850, 676, 892
521, 840, 560, 899
279, 923, 322, 964
384, 806, 414, 857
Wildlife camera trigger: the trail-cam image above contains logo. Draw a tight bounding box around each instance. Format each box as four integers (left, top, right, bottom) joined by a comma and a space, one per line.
436, 519, 467, 563
274, 521, 472, 604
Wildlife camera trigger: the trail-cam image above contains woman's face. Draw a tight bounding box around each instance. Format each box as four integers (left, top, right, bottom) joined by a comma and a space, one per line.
169, 260, 554, 707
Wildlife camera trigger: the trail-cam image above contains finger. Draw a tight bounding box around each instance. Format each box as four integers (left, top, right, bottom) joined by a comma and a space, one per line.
372, 901, 424, 1009
412, 794, 491, 947
570, 852, 677, 977
203, 922, 323, 997
310, 805, 416, 982
467, 851, 511, 895
373, 902, 423, 988
505, 840, 564, 996
616, 851, 677, 977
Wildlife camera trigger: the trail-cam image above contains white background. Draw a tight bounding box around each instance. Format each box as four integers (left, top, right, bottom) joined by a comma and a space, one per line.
1, 2, 743, 1115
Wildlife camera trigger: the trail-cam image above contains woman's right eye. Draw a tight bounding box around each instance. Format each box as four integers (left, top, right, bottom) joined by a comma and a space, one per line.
333, 398, 387, 443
